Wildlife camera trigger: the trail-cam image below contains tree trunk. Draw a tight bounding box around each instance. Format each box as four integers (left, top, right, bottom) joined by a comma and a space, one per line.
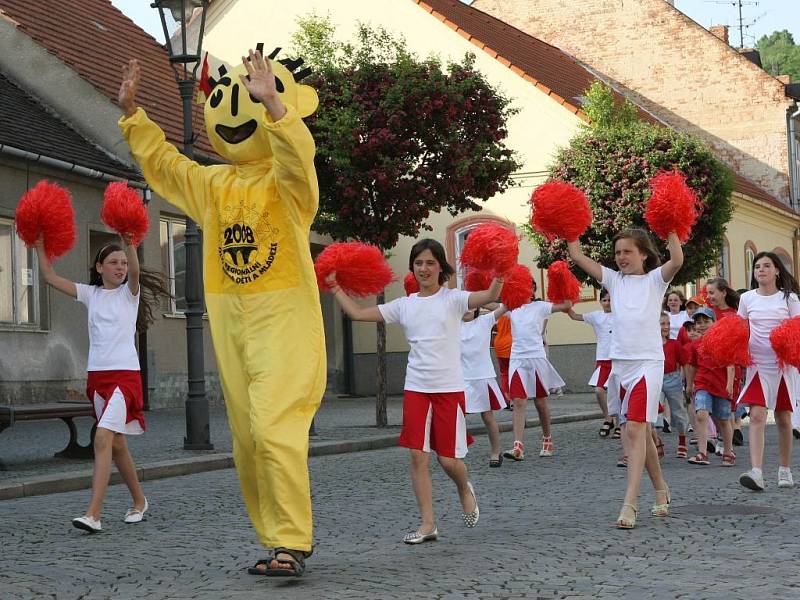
376, 291, 388, 427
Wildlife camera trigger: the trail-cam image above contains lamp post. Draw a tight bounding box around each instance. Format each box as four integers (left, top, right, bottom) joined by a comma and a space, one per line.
152, 0, 213, 450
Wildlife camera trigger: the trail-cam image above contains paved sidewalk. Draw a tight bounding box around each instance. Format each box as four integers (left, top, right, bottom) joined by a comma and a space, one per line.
0, 392, 602, 498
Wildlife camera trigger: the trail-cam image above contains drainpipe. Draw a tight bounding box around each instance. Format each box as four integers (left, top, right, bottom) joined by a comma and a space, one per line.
0, 143, 147, 189
788, 105, 800, 210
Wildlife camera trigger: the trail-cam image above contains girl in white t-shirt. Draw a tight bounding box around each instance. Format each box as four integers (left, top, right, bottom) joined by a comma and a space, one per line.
328, 239, 502, 544
461, 304, 508, 467
35, 235, 170, 534
568, 228, 683, 529
736, 251, 800, 492
568, 288, 614, 437
502, 280, 571, 461
663, 290, 688, 340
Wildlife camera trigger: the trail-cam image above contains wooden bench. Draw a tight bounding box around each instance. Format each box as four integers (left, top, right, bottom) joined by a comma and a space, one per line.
0, 403, 96, 468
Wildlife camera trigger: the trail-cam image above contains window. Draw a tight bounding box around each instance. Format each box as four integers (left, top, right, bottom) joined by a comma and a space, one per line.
160, 216, 187, 313
773, 247, 794, 275
716, 237, 730, 281
453, 224, 477, 289
0, 217, 39, 326
744, 241, 757, 289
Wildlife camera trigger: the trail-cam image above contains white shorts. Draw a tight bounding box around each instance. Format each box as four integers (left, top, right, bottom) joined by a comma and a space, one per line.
94, 387, 144, 435
607, 360, 664, 424
464, 378, 507, 414
508, 357, 566, 400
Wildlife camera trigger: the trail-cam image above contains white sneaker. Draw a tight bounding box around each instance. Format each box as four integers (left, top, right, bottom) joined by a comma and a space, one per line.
778, 470, 795, 489
739, 469, 765, 491
714, 439, 724, 456
72, 515, 102, 533
123, 498, 149, 524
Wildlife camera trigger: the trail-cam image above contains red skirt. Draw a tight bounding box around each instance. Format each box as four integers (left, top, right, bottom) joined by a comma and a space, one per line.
86, 370, 146, 432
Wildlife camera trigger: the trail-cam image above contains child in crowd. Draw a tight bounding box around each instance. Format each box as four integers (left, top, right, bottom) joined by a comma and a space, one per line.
660, 313, 688, 458
568, 289, 615, 437
461, 304, 508, 467
664, 290, 688, 339
503, 281, 571, 461
685, 307, 736, 466
737, 252, 800, 491
493, 314, 513, 409
568, 228, 683, 529
35, 235, 169, 533
328, 239, 502, 542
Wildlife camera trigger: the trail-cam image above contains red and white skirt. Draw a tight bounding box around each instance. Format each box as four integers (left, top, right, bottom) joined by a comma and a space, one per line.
464, 378, 507, 414
588, 359, 612, 388
86, 370, 145, 435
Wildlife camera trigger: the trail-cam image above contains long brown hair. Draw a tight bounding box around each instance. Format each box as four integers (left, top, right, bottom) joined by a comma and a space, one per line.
612, 228, 661, 273
706, 277, 739, 309
408, 238, 454, 285
90, 244, 172, 333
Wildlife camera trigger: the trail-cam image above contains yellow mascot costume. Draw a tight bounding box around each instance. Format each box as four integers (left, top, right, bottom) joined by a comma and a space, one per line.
118, 48, 324, 576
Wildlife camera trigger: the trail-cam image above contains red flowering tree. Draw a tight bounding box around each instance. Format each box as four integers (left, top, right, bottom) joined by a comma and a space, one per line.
293, 16, 520, 425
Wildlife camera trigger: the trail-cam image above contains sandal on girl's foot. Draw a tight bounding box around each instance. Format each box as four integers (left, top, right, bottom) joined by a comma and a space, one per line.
248, 547, 313, 577
611, 426, 621, 439
721, 452, 736, 467
650, 488, 671, 517
502, 441, 525, 461
599, 420, 614, 437
462, 482, 479, 528
656, 437, 665, 460
676, 444, 688, 459
489, 455, 503, 468
688, 452, 709, 465
616, 455, 628, 468
403, 526, 438, 544
539, 436, 554, 457
616, 503, 638, 529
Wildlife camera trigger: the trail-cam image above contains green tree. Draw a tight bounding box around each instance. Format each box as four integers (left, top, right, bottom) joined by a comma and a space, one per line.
525, 83, 734, 286
292, 14, 520, 426
757, 30, 800, 81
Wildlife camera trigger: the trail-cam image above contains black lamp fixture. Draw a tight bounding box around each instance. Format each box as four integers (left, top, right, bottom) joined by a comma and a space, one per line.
151, 0, 213, 450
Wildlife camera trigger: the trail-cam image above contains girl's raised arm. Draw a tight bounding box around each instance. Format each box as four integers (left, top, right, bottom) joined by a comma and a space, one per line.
328, 276, 384, 322
567, 240, 603, 282
661, 232, 684, 283
123, 234, 140, 296
35, 239, 77, 298
468, 277, 503, 310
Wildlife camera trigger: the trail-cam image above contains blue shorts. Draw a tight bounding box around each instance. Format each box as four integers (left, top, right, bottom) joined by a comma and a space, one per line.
694, 390, 732, 420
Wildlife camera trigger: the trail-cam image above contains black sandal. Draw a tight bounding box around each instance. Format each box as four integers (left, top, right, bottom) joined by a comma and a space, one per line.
489, 455, 503, 468
599, 421, 614, 437
248, 547, 313, 577
611, 426, 621, 439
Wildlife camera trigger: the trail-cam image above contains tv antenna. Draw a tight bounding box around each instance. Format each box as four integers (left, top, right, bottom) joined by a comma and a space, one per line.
704, 0, 759, 48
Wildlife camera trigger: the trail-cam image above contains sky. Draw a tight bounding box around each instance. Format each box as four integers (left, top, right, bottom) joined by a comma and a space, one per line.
113, 0, 799, 48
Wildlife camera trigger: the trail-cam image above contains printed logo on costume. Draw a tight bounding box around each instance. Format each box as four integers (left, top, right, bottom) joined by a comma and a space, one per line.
218, 201, 279, 285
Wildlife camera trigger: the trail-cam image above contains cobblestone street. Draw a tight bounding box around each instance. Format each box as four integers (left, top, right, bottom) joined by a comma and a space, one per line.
3, 418, 800, 599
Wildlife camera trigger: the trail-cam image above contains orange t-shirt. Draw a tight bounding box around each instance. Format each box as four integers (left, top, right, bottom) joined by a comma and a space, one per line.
493, 314, 512, 358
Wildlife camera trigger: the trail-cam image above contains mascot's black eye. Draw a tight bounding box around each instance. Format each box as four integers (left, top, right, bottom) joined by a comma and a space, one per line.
210, 89, 224, 108
274, 76, 284, 93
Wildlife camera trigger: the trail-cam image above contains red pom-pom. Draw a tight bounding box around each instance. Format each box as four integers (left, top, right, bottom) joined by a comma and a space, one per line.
645, 170, 699, 242
459, 223, 519, 275
500, 264, 534, 310
546, 260, 581, 304
698, 315, 752, 367
403, 272, 420, 296
314, 242, 394, 297
770, 316, 800, 370
101, 182, 149, 246
15, 180, 76, 260
464, 269, 493, 292
530, 181, 592, 242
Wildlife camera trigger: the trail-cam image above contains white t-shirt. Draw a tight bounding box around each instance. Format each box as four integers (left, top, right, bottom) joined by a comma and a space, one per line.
76, 283, 140, 371
583, 310, 613, 361
460, 312, 497, 381
737, 289, 800, 366
601, 266, 671, 361
509, 301, 552, 360
667, 310, 689, 340
378, 286, 471, 393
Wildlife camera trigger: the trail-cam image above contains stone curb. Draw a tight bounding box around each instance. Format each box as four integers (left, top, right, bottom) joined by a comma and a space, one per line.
0, 410, 602, 501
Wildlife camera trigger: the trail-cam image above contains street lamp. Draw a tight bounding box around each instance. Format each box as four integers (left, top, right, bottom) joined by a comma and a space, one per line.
152, 0, 213, 450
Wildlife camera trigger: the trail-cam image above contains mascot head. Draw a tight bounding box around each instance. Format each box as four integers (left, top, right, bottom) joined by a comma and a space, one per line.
202, 44, 319, 164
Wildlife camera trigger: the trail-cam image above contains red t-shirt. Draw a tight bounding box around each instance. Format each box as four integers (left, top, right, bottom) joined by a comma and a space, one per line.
712, 306, 737, 321
689, 339, 731, 399
662, 338, 682, 374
